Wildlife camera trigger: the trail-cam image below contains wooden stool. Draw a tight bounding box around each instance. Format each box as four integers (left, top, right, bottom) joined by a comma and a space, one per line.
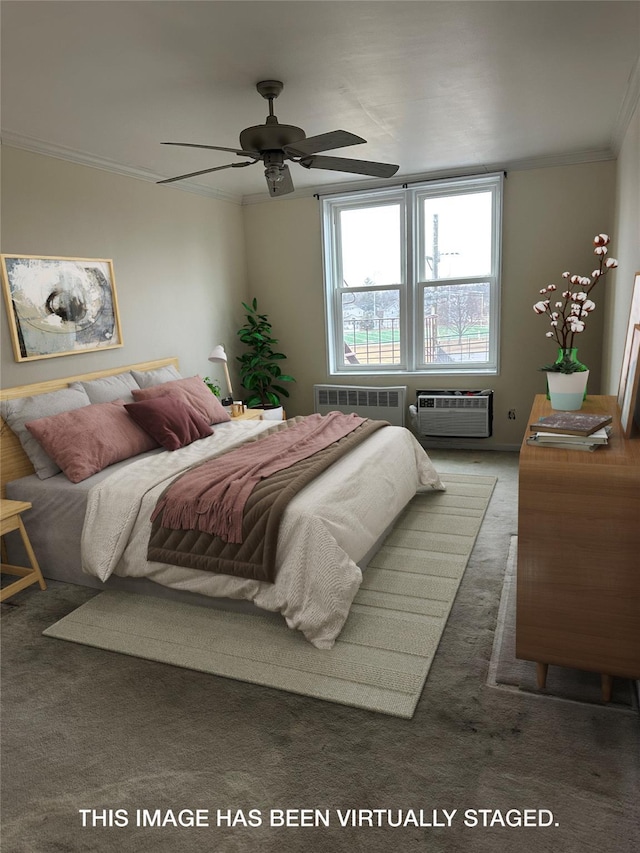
1, 499, 47, 601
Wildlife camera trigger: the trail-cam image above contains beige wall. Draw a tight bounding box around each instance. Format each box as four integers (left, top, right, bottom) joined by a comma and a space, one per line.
1, 147, 621, 449
243, 161, 615, 447
1, 147, 248, 392
603, 100, 640, 394
241, 197, 325, 417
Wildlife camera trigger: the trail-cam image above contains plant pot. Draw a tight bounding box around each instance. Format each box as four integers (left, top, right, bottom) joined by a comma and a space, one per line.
546, 348, 588, 401
259, 405, 284, 421
546, 370, 589, 411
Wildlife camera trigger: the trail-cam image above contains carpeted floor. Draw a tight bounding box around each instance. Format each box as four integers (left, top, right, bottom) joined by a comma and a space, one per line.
42, 473, 496, 719
2, 449, 639, 853
488, 537, 637, 709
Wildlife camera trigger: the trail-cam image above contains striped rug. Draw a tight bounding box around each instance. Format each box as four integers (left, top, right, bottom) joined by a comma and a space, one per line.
44, 472, 496, 718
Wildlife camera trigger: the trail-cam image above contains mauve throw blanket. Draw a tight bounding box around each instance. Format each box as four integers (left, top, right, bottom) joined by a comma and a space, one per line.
151, 412, 367, 544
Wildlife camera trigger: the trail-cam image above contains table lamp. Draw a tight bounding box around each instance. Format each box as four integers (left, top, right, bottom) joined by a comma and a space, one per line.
208, 345, 233, 399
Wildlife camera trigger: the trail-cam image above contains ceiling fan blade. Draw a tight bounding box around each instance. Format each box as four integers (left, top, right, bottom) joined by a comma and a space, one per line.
157, 160, 257, 185
284, 130, 366, 157
299, 155, 399, 178
162, 142, 260, 158
267, 165, 295, 197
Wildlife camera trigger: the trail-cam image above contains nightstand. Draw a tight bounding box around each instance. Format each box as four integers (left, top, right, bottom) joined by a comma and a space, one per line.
1, 499, 47, 602
231, 409, 263, 421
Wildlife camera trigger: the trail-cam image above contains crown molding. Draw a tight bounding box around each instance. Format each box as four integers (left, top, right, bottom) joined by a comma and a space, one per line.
0, 131, 242, 204
611, 55, 640, 155
240, 147, 616, 205
1, 129, 615, 208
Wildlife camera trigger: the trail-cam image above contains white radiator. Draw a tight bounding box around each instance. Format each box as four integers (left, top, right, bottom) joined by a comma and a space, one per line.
314, 384, 407, 427
416, 393, 492, 437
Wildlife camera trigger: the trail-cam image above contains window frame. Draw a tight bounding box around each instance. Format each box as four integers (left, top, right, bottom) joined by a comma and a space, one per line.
321, 173, 503, 376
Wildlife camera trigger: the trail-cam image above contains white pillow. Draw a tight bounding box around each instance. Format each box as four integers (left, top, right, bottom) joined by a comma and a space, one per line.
1, 386, 91, 479
69, 371, 140, 404
131, 365, 182, 388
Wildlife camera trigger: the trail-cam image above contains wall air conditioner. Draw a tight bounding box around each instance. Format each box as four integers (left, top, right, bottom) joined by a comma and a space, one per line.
416, 391, 493, 438
314, 385, 407, 427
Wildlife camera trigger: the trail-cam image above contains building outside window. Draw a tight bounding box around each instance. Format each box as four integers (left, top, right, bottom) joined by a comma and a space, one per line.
321, 173, 503, 375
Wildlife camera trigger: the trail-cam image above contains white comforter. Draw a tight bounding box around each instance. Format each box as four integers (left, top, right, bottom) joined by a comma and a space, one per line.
82, 419, 443, 648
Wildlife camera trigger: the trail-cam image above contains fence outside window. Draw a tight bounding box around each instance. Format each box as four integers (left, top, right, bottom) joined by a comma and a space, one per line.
343, 315, 489, 365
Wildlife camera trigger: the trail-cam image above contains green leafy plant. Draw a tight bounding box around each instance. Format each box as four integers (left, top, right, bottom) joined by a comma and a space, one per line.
540, 357, 587, 374
236, 299, 295, 408
203, 377, 221, 397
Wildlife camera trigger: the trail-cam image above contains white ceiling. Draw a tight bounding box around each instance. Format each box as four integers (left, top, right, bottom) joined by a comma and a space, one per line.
2, 1, 639, 203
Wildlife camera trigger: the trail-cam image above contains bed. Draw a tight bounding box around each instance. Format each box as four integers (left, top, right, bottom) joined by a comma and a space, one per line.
1, 358, 443, 648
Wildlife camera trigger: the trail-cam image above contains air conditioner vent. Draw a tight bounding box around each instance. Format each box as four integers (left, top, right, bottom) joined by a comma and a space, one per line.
434, 397, 486, 409
416, 392, 493, 437
314, 385, 406, 426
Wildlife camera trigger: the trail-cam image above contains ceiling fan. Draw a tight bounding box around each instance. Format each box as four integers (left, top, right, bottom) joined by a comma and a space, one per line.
158, 80, 399, 196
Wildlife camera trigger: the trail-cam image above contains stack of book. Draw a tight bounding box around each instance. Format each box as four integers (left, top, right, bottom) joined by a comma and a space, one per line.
527, 412, 613, 451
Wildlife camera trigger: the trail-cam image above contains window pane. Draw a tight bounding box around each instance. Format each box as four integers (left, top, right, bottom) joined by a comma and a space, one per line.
422, 192, 492, 280
423, 283, 490, 364
339, 204, 401, 287
323, 175, 501, 375
342, 289, 401, 365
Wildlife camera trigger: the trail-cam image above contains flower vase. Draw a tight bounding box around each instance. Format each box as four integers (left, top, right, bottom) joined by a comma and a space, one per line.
546, 368, 590, 411
546, 348, 588, 403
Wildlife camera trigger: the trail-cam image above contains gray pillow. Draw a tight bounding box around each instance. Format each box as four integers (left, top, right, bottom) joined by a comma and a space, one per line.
1, 386, 91, 479
69, 371, 140, 404
131, 365, 182, 388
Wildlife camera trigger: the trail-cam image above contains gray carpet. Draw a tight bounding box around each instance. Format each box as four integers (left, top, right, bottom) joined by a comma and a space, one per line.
42, 472, 496, 719
2, 450, 639, 853
488, 537, 637, 709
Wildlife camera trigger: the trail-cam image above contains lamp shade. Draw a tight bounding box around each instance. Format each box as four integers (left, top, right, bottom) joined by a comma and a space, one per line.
208, 344, 233, 397
208, 345, 228, 364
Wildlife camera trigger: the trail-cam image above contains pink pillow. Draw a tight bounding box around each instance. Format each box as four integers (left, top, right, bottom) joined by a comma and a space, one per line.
26, 400, 158, 483
131, 376, 230, 424
125, 396, 213, 450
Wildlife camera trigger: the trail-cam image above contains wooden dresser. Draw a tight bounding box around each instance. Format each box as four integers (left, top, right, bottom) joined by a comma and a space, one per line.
517, 395, 640, 700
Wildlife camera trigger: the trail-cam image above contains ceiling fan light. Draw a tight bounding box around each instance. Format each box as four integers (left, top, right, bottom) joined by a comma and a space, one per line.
264, 164, 285, 183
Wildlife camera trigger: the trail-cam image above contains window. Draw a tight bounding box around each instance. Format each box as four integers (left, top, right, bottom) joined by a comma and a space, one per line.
321, 174, 502, 375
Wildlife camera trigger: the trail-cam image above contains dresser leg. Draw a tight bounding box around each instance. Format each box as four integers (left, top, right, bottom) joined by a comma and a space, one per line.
601, 674, 613, 703
536, 662, 548, 689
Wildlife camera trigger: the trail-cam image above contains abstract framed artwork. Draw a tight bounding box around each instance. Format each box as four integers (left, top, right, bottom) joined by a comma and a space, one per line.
617, 271, 640, 412
620, 323, 640, 439
1, 255, 123, 362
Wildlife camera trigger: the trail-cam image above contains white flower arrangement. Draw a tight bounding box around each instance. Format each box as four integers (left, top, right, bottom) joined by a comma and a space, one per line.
534, 234, 618, 373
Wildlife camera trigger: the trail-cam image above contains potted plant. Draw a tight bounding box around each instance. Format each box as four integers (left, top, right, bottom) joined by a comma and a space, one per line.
202, 376, 221, 397
533, 233, 617, 410
236, 298, 295, 418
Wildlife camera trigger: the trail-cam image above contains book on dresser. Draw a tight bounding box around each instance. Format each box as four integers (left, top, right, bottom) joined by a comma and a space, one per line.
526, 426, 611, 451
526, 437, 601, 452
528, 411, 612, 436
536, 427, 609, 442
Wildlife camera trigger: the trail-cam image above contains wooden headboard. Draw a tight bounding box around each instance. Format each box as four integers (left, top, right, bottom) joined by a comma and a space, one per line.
0, 357, 180, 496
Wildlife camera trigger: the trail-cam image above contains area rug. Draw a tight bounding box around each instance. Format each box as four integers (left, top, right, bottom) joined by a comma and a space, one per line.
488, 536, 638, 711
43, 472, 495, 719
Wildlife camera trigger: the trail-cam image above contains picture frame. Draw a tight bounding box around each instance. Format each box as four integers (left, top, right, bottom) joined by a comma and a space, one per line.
620, 323, 640, 439
617, 271, 640, 412
1, 254, 123, 362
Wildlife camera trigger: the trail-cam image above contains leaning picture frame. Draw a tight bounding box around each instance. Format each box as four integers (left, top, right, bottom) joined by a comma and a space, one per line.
620, 323, 640, 439
1, 254, 123, 362
617, 271, 640, 412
